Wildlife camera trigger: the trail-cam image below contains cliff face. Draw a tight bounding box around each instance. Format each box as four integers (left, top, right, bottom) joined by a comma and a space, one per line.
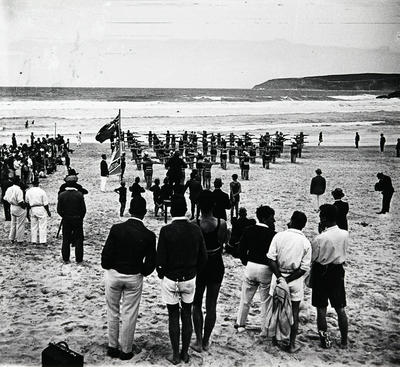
253, 73, 400, 90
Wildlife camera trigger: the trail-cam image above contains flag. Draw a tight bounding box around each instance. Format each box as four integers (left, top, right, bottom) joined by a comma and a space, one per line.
95, 114, 119, 143
108, 144, 121, 175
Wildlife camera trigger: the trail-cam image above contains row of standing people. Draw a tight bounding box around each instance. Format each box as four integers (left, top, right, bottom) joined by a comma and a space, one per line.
100, 191, 350, 363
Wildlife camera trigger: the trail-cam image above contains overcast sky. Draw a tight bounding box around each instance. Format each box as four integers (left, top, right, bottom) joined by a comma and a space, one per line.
1, 0, 399, 88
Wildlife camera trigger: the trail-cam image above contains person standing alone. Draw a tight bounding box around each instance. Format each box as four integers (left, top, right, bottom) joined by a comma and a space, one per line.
380, 133, 386, 153
100, 154, 109, 192
310, 169, 326, 211
375, 172, 394, 214
355, 132, 360, 149
57, 181, 86, 263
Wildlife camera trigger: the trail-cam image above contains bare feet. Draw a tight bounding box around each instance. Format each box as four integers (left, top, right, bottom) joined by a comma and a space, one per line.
287, 344, 301, 353
190, 341, 203, 353
166, 354, 180, 365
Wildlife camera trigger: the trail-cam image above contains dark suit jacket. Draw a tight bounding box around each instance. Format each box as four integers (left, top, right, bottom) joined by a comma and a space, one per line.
156, 219, 207, 281
212, 188, 231, 220
238, 224, 276, 266
101, 218, 156, 276
310, 175, 326, 195
57, 189, 86, 219
333, 200, 349, 231
100, 160, 109, 177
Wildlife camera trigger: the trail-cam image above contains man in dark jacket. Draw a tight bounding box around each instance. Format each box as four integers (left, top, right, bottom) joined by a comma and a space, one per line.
331, 188, 349, 231
157, 196, 207, 365
310, 168, 326, 211
379, 133, 386, 153
101, 197, 156, 360
212, 178, 231, 221
100, 154, 109, 192
236, 205, 276, 334
57, 182, 86, 263
375, 173, 395, 214
165, 151, 187, 187
184, 171, 203, 220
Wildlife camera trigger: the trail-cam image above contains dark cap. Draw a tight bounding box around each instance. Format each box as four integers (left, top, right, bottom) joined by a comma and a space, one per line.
129, 196, 147, 216
214, 178, 223, 188
315, 168, 322, 174
331, 188, 345, 199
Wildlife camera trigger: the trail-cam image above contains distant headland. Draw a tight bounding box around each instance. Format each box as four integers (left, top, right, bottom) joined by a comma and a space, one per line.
253, 73, 400, 92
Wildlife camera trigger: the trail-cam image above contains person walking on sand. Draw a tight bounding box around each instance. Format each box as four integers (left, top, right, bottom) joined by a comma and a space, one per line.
235, 205, 276, 335
100, 154, 109, 192
266, 211, 311, 353
191, 190, 228, 353
184, 171, 203, 220
355, 132, 360, 149
374, 172, 394, 214
76, 131, 82, 147
310, 169, 326, 211
331, 188, 349, 231
101, 197, 156, 360
3, 176, 27, 243
156, 196, 207, 365
396, 138, 400, 157
311, 204, 349, 349
25, 178, 51, 244
380, 133, 386, 153
318, 131, 323, 146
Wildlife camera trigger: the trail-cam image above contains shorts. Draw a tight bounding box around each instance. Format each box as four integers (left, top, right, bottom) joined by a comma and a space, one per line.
312, 263, 346, 308
269, 274, 304, 302
161, 276, 196, 305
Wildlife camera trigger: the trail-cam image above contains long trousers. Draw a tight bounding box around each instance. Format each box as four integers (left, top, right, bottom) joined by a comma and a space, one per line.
62, 217, 84, 262
30, 214, 47, 243
105, 269, 143, 354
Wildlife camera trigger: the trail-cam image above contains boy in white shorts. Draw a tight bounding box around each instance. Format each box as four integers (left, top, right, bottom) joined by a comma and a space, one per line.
157, 196, 207, 365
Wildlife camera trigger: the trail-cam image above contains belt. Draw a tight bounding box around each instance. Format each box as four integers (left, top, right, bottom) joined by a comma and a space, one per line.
207, 246, 221, 255
166, 274, 194, 282
30, 204, 44, 207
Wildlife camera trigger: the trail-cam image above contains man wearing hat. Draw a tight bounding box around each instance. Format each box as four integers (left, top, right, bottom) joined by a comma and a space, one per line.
310, 169, 326, 211
57, 180, 86, 263
101, 196, 156, 360
331, 188, 349, 231
212, 178, 231, 221
25, 178, 51, 244
58, 168, 88, 195
375, 172, 394, 214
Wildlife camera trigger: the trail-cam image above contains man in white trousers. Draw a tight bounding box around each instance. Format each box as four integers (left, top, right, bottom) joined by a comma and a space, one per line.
100, 154, 109, 192
25, 179, 51, 244
4, 176, 27, 243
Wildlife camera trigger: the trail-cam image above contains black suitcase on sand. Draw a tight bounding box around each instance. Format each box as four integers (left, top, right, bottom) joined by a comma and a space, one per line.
42, 341, 84, 367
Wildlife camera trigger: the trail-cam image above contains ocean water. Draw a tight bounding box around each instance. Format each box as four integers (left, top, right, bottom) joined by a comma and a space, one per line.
0, 87, 399, 146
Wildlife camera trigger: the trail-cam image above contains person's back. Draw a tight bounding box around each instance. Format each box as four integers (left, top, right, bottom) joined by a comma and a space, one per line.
102, 217, 156, 275
57, 189, 86, 218
186, 178, 202, 200
310, 175, 326, 195
157, 219, 206, 280
333, 200, 349, 231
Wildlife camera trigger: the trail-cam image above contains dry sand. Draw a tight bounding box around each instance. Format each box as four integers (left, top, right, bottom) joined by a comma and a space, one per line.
0, 142, 399, 366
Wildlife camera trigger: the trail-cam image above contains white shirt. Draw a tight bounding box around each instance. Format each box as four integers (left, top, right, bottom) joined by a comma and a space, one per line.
26, 186, 49, 217
172, 216, 189, 222
312, 225, 348, 265
267, 228, 311, 273
4, 184, 25, 216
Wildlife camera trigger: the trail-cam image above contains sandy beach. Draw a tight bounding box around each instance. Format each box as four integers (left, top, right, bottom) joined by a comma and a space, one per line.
0, 142, 399, 367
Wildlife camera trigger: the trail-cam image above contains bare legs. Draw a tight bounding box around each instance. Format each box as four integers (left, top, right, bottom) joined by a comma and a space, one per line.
317, 306, 348, 347
191, 283, 221, 352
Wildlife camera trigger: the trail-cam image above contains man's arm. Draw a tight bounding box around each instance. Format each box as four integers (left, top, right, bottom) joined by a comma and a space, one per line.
142, 233, 157, 276
156, 227, 167, 279
101, 226, 116, 269
57, 195, 64, 217
197, 231, 208, 272
81, 196, 86, 219
238, 230, 249, 266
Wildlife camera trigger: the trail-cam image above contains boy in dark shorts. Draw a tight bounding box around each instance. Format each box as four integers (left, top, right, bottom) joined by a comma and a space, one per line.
229, 174, 241, 219
311, 204, 349, 349
150, 178, 163, 216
